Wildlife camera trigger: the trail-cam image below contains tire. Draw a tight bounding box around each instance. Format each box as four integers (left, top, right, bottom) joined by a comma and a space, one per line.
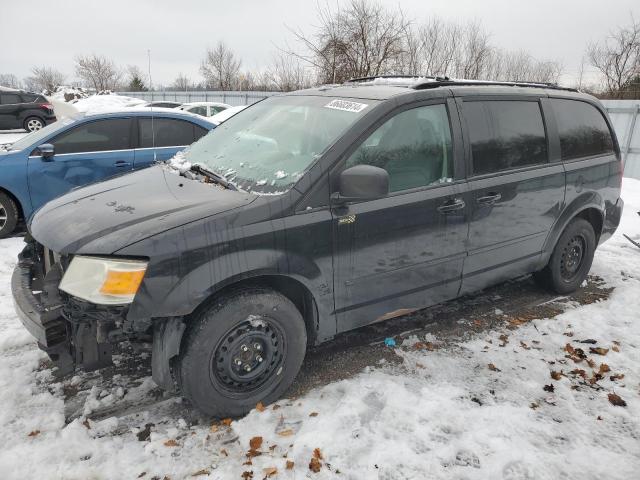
23, 116, 45, 132
0, 192, 19, 239
177, 287, 307, 417
534, 218, 596, 294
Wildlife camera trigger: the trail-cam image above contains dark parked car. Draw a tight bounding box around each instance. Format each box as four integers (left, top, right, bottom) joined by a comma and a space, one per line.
0, 91, 56, 132
13, 78, 623, 417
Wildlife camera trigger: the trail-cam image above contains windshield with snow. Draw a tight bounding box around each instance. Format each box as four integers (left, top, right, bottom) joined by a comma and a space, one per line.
183, 95, 377, 194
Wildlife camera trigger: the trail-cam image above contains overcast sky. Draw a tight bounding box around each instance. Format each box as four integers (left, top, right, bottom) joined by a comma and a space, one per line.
1, 0, 638, 88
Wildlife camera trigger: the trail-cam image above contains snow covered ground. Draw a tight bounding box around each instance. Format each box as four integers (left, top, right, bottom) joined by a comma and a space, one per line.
0, 180, 639, 480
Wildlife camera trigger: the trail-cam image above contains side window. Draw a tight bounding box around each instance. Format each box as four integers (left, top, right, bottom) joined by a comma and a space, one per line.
139, 118, 195, 148
209, 106, 225, 116
345, 104, 453, 193
187, 106, 207, 116
464, 100, 547, 175
551, 99, 614, 160
52, 118, 132, 155
194, 125, 209, 141
1, 94, 22, 105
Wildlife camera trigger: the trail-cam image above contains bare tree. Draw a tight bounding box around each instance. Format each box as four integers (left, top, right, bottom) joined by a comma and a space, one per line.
172, 73, 192, 91
0, 73, 21, 89
287, 0, 410, 83
200, 42, 242, 90
265, 53, 312, 91
25, 66, 66, 93
588, 18, 640, 97
74, 54, 122, 92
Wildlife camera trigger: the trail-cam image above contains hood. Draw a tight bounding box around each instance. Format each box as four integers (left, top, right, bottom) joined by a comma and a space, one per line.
30, 165, 257, 254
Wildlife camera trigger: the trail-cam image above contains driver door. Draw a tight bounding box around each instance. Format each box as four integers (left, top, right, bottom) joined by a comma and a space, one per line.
27, 117, 134, 211
332, 101, 470, 332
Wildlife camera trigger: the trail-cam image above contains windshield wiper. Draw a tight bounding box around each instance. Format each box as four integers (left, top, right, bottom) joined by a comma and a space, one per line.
190, 164, 237, 190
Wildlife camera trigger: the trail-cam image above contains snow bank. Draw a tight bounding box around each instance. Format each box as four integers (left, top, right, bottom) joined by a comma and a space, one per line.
0, 180, 638, 479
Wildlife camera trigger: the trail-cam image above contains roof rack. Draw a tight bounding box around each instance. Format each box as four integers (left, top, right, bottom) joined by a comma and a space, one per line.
343, 75, 577, 92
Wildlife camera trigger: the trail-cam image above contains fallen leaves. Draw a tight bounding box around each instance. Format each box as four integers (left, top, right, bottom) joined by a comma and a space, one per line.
241, 471, 253, 480
498, 334, 509, 347
413, 341, 436, 351
163, 439, 179, 447
286, 460, 295, 470
487, 363, 501, 372
589, 347, 609, 356
610, 373, 625, 381
221, 418, 233, 427
249, 436, 263, 450
277, 429, 294, 437
550, 371, 563, 381
543, 384, 555, 393
190, 470, 209, 477
262, 467, 277, 477
27, 430, 40, 437
309, 412, 319, 417
255, 402, 266, 412
608, 393, 627, 407
309, 448, 323, 473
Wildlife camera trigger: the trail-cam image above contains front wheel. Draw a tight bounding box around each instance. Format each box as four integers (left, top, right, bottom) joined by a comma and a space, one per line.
0, 192, 19, 239
534, 218, 596, 294
177, 287, 307, 417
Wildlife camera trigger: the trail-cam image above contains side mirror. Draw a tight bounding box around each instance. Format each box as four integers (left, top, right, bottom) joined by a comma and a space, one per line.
37, 143, 55, 160
332, 164, 389, 204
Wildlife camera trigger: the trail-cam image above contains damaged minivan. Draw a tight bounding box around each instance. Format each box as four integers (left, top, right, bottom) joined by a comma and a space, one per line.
12, 77, 623, 416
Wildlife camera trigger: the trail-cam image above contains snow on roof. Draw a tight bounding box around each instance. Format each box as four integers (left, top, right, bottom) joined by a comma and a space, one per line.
180, 101, 232, 108
209, 104, 247, 125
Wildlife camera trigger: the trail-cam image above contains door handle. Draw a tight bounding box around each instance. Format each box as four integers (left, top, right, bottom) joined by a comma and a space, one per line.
437, 198, 465, 214
114, 160, 132, 167
477, 192, 502, 206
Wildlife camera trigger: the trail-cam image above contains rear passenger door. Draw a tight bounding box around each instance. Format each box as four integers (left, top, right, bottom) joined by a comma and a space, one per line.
458, 97, 565, 294
134, 117, 209, 167
332, 100, 469, 332
0, 93, 22, 129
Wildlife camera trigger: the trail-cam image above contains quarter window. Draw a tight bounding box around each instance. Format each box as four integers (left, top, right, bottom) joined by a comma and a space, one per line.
464, 100, 547, 175
551, 99, 614, 160
139, 118, 196, 148
345, 104, 454, 193
52, 118, 132, 154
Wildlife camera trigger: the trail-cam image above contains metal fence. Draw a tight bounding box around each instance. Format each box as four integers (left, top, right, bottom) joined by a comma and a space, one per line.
117, 90, 279, 107
602, 100, 640, 180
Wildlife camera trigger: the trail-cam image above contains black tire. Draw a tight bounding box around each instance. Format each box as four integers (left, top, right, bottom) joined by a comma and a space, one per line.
534, 218, 596, 294
23, 116, 45, 132
0, 192, 19, 239
177, 287, 307, 417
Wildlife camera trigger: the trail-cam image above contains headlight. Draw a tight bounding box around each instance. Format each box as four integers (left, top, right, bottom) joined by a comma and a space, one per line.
59, 256, 148, 305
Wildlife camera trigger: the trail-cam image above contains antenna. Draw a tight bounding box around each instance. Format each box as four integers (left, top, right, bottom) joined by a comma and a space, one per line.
147, 49, 156, 162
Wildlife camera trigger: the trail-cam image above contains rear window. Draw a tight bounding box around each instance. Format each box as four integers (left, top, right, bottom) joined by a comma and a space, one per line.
22, 94, 39, 103
139, 118, 197, 148
551, 99, 614, 160
0, 93, 22, 105
463, 100, 547, 175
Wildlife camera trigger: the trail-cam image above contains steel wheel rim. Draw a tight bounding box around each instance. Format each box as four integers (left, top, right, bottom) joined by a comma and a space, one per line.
0, 206, 6, 229
560, 234, 585, 281
27, 119, 43, 131
211, 316, 285, 394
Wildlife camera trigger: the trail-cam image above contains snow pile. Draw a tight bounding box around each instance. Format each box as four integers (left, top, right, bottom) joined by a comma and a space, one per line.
71, 93, 145, 113
0, 180, 638, 479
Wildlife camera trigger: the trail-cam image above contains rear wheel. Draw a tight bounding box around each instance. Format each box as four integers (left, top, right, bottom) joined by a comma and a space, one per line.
24, 117, 44, 132
0, 192, 19, 239
534, 218, 596, 294
177, 287, 307, 417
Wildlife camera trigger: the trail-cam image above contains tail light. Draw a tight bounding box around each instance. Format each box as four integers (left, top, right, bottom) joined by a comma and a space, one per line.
38, 103, 54, 112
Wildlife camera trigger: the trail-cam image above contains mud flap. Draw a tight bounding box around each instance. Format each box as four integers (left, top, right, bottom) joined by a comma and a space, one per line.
151, 318, 185, 392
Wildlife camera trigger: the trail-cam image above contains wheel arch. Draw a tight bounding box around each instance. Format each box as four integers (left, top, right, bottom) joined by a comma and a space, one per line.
0, 185, 25, 221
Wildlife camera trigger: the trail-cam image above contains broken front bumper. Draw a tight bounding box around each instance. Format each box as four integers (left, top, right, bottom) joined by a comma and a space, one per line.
11, 241, 116, 375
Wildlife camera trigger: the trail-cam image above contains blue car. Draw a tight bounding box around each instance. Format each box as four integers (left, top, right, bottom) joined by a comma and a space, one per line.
0, 109, 215, 237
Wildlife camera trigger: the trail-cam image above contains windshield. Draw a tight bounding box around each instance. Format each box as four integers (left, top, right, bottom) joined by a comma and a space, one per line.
183, 95, 377, 194
8, 117, 75, 151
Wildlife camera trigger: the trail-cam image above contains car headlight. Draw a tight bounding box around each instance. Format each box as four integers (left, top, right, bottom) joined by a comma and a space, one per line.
59, 256, 148, 305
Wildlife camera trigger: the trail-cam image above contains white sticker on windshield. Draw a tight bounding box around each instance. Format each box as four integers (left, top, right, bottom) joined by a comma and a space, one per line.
324, 99, 369, 113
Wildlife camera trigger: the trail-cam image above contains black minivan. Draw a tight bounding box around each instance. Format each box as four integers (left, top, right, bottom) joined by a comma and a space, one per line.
12, 78, 623, 416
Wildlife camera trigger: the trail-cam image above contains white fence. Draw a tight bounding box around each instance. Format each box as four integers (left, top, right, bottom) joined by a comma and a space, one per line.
118, 90, 279, 107
602, 100, 640, 180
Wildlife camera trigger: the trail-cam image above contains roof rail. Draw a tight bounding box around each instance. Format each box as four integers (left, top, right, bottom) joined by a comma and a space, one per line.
342, 75, 577, 92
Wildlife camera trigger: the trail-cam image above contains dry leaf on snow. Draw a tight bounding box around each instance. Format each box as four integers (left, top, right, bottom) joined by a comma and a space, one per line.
543, 384, 555, 393
277, 429, 294, 437
589, 347, 609, 356
28, 430, 40, 437
164, 439, 179, 447
241, 471, 253, 480
608, 393, 627, 407
286, 460, 295, 470
550, 371, 563, 381
263, 467, 278, 477
191, 470, 210, 477
249, 436, 263, 450
487, 363, 501, 372
256, 402, 266, 412
309, 457, 322, 473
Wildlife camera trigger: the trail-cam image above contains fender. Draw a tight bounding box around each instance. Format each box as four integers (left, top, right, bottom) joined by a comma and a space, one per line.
540, 191, 604, 266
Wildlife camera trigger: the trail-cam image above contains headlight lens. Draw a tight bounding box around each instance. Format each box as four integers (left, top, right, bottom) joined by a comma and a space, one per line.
59, 256, 148, 305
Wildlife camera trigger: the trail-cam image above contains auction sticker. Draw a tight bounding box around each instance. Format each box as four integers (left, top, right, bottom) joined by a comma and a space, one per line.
324, 99, 369, 113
